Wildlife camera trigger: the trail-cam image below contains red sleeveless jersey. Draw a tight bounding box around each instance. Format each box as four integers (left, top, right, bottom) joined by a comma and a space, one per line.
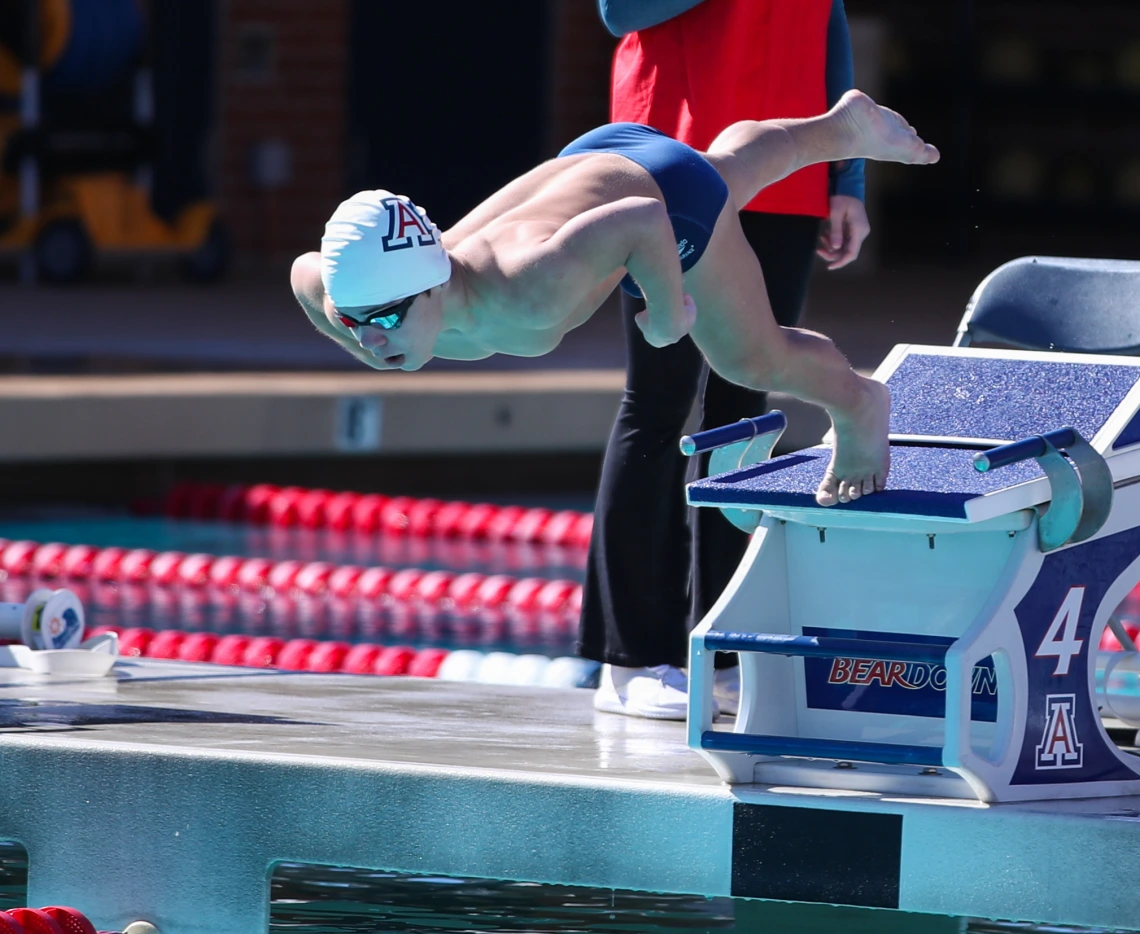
610, 0, 831, 217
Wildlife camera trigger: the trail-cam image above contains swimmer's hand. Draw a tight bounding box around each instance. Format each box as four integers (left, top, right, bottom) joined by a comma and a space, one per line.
635, 293, 697, 347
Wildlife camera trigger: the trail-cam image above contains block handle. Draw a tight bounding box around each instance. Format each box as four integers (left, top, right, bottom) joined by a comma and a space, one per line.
974, 427, 1077, 472
680, 412, 787, 457
704, 630, 948, 664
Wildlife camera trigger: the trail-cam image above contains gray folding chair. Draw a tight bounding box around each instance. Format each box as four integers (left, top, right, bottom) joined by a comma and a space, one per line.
954, 255, 1140, 653
953, 255, 1140, 353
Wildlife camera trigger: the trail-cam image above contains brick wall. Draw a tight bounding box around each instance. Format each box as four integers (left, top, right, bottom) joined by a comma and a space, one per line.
216, 0, 616, 261
545, 0, 618, 155
217, 0, 348, 262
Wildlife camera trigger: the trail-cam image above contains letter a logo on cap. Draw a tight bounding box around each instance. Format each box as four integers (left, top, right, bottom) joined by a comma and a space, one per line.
381, 197, 436, 252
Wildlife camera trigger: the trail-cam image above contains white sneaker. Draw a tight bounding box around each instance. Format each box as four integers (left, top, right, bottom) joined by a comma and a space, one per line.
713, 666, 740, 716
594, 663, 719, 720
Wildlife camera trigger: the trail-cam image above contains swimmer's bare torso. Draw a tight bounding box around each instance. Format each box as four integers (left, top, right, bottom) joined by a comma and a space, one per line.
292, 150, 697, 372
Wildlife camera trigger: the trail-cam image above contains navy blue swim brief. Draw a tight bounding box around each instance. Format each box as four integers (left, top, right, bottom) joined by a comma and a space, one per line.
558, 123, 729, 298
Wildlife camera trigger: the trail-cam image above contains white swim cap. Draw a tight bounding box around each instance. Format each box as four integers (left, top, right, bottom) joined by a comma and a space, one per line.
320, 190, 451, 308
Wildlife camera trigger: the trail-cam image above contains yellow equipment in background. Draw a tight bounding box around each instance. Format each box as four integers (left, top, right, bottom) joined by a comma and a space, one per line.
0, 0, 228, 282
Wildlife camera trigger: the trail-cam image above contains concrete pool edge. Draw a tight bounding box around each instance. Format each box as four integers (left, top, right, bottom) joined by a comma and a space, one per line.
0, 369, 829, 463
0, 732, 733, 934
0, 663, 1135, 933
0, 370, 627, 461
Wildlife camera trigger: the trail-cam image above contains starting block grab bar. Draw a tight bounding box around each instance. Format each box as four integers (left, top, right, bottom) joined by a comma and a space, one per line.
973, 426, 1078, 472
680, 412, 787, 456
974, 425, 1113, 552
703, 631, 946, 664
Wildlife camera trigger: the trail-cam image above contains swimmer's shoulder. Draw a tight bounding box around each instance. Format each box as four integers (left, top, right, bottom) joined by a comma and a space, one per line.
290, 252, 325, 311
290, 252, 345, 343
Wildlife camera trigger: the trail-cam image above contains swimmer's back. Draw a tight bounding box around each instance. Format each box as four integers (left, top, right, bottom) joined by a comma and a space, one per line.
442, 145, 661, 247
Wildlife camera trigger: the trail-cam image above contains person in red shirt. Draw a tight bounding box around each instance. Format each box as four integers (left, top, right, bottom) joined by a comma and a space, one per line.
585, 0, 871, 719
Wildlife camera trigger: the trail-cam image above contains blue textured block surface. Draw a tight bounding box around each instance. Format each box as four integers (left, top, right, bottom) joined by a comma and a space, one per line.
886, 354, 1140, 441
688, 446, 1044, 518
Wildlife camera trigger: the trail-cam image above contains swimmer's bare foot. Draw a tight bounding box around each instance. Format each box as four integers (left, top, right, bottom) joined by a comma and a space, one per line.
832, 89, 940, 166
816, 378, 892, 507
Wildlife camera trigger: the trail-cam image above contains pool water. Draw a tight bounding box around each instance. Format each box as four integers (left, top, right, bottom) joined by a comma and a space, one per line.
265, 865, 1139, 934
0, 847, 1133, 934
270, 864, 735, 933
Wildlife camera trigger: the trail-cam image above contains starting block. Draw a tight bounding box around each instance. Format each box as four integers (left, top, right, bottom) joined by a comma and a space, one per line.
683, 344, 1140, 802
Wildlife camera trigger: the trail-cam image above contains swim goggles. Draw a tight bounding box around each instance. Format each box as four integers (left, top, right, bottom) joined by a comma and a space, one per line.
335, 292, 416, 331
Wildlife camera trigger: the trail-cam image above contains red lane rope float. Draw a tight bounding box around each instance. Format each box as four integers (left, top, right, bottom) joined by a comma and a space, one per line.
342, 643, 382, 673
211, 634, 252, 666
0, 906, 99, 934
7, 908, 65, 934
374, 645, 417, 675
308, 640, 351, 672
156, 481, 594, 548
179, 631, 220, 662
39, 906, 97, 934
408, 647, 448, 677
244, 636, 286, 668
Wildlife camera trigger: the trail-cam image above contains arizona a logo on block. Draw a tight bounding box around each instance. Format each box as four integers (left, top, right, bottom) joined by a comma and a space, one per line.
380, 197, 436, 252
1035, 694, 1084, 770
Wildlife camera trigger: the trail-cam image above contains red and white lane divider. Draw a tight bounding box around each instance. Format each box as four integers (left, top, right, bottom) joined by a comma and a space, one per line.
0, 539, 583, 631
155, 482, 594, 548
82, 625, 598, 688
0, 538, 597, 687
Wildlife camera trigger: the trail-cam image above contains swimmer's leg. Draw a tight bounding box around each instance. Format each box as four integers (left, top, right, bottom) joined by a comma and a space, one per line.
684, 207, 890, 507
704, 90, 939, 212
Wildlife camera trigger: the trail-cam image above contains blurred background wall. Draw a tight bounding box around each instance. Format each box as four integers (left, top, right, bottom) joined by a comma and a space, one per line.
1, 0, 1139, 274
217, 0, 349, 261
212, 0, 615, 264
220, 0, 1140, 269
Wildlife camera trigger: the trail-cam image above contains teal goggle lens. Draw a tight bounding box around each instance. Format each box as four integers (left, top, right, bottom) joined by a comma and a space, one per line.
336, 293, 416, 331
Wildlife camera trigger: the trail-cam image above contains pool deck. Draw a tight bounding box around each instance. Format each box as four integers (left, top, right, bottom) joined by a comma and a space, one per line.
0, 660, 1138, 934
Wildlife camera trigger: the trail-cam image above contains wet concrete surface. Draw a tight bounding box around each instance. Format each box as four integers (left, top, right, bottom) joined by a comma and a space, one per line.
0, 660, 720, 786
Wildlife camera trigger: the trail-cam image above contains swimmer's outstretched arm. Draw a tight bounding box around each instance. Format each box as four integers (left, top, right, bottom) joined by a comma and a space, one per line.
290, 252, 392, 369
515, 196, 695, 347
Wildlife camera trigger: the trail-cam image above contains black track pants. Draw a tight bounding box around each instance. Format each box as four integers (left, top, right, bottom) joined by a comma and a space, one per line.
576, 211, 822, 668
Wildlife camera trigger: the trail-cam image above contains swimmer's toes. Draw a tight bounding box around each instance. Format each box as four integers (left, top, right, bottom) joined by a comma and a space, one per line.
910, 140, 939, 164
815, 474, 841, 508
